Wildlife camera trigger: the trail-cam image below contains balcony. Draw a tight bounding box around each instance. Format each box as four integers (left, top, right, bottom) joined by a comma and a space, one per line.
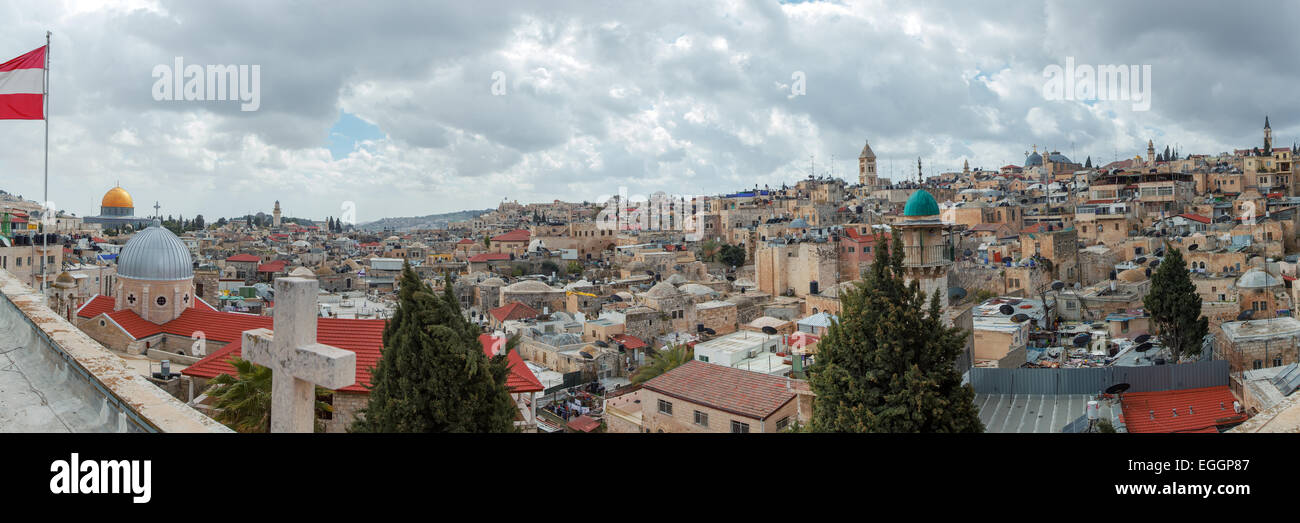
901, 244, 955, 267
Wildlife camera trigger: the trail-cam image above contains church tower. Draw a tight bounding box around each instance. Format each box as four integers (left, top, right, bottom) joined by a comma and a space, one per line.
963, 158, 971, 186
858, 140, 877, 189
273, 200, 282, 228
1147, 139, 1155, 165
897, 189, 954, 323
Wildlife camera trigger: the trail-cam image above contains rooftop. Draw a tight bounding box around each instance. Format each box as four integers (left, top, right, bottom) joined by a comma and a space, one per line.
1220, 316, 1300, 342
642, 360, 797, 420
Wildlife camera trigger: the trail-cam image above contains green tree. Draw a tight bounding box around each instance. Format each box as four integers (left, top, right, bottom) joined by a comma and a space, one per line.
1143, 245, 1208, 362
206, 358, 333, 433
630, 344, 694, 385
566, 261, 583, 275
351, 263, 518, 432
720, 244, 746, 267
808, 234, 983, 433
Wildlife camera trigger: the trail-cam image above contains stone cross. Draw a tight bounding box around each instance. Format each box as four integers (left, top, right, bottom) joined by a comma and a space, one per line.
243, 277, 356, 432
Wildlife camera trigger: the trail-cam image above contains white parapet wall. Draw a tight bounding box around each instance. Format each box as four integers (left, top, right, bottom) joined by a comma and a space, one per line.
0, 268, 232, 433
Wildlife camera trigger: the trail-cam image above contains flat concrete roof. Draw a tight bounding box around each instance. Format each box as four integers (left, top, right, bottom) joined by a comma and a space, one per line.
1221, 317, 1300, 342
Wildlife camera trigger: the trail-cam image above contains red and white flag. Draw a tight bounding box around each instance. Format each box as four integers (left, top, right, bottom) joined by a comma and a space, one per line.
0, 45, 46, 120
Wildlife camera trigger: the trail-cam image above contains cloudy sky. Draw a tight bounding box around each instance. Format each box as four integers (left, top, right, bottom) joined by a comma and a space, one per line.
1, 0, 1297, 223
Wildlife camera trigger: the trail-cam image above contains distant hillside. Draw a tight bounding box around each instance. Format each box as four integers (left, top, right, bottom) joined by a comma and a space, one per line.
357, 209, 492, 232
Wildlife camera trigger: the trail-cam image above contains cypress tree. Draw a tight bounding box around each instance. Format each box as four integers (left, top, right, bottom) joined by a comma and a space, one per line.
351, 262, 518, 432
809, 234, 982, 432
1143, 245, 1208, 362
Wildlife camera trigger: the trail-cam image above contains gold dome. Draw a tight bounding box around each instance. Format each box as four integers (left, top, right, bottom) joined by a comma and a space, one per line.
102, 186, 134, 209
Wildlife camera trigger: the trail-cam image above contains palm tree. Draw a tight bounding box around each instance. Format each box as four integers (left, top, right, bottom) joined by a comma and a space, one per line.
698, 239, 722, 262
630, 344, 694, 385
206, 358, 334, 433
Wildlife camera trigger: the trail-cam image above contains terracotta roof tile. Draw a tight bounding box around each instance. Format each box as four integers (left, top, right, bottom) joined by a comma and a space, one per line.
642, 360, 796, 420
1120, 386, 1245, 433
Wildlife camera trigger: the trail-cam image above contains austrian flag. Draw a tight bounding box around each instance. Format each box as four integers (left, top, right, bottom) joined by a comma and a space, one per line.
0, 45, 46, 120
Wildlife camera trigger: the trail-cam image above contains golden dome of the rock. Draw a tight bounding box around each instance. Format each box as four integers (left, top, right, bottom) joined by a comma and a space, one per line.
101, 186, 134, 209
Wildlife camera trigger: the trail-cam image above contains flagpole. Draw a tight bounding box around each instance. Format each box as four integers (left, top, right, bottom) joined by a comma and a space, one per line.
40, 31, 49, 295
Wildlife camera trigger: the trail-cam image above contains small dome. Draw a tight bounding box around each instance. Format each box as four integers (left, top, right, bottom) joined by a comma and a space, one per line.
664, 273, 688, 285
118, 221, 194, 281
788, 218, 810, 228
1025, 151, 1043, 167
101, 186, 134, 208
56, 271, 76, 284
1117, 268, 1147, 282
678, 283, 716, 296
903, 189, 940, 217
564, 279, 593, 290
289, 267, 316, 278
1237, 268, 1280, 289
646, 281, 679, 298
480, 277, 506, 287
504, 280, 555, 293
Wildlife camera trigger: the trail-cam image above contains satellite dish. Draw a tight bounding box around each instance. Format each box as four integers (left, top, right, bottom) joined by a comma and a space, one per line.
1134, 334, 1151, 344
1010, 313, 1030, 323
1237, 309, 1255, 321
609, 294, 623, 302
1188, 244, 1198, 251
704, 328, 716, 335
999, 304, 1015, 315
761, 326, 778, 335
1135, 342, 1154, 353
949, 287, 968, 300
1135, 256, 1147, 264
1149, 260, 1160, 268
1073, 333, 1091, 347
594, 340, 609, 348
1105, 383, 1131, 395
726, 276, 736, 282
1051, 281, 1065, 291
646, 270, 656, 276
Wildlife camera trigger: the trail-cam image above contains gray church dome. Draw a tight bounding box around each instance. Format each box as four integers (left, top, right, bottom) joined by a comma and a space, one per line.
118, 220, 194, 281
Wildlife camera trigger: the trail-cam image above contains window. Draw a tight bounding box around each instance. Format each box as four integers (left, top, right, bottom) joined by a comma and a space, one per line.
1274, 358, 1284, 368
1254, 360, 1263, 370
658, 399, 673, 415
156, 296, 167, 307
730, 420, 750, 433
699, 355, 709, 363
776, 416, 790, 431
694, 411, 709, 427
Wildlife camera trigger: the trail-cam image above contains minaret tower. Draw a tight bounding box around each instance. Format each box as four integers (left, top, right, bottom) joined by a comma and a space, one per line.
963, 158, 971, 186
1264, 116, 1272, 155
273, 200, 282, 228
897, 188, 954, 323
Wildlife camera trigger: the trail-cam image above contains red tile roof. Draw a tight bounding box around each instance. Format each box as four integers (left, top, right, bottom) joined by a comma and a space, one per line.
610, 334, 646, 350
566, 415, 600, 432
456, 238, 476, 245
1177, 213, 1211, 224
491, 229, 530, 242
1120, 386, 1246, 433
468, 252, 510, 263
490, 301, 540, 323
179, 311, 386, 393
642, 360, 796, 421
75, 294, 115, 318
478, 334, 544, 393
256, 260, 288, 273
226, 254, 260, 263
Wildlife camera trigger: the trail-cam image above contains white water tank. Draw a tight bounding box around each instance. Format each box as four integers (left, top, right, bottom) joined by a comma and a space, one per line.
1086, 400, 1100, 420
